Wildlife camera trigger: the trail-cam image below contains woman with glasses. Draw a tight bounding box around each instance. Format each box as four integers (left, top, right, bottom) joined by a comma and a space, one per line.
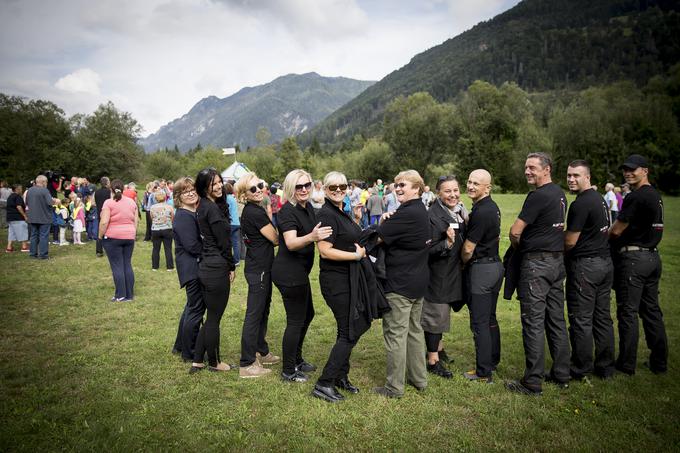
271, 169, 333, 382
171, 177, 206, 363
234, 173, 280, 378
421, 175, 467, 379
190, 168, 236, 373
312, 172, 367, 403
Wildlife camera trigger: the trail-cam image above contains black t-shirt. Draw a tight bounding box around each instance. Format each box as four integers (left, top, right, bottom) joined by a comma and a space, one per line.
377, 198, 431, 299
241, 202, 275, 274
95, 187, 112, 214
518, 182, 567, 253
271, 202, 316, 287
567, 188, 610, 258
197, 198, 234, 268
613, 184, 663, 249
6, 193, 26, 222
466, 195, 501, 260
317, 199, 362, 278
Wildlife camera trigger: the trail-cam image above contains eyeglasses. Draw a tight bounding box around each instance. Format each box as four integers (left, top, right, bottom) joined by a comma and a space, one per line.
295, 182, 312, 192
249, 182, 265, 193
181, 189, 196, 197
327, 184, 348, 192
394, 182, 408, 189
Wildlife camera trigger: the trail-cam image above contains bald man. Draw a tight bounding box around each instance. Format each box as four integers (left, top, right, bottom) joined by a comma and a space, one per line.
461, 169, 503, 383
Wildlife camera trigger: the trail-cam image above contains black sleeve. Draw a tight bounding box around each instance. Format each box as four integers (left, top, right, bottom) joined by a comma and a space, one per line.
466, 210, 486, 244
566, 198, 588, 232
277, 205, 298, 233
207, 203, 233, 257
174, 212, 202, 257
318, 209, 339, 245
250, 206, 271, 231
377, 211, 406, 246
428, 214, 451, 257
518, 191, 542, 225
616, 192, 638, 223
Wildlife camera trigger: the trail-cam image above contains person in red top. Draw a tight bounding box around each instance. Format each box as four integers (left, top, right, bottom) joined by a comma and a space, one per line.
99, 179, 139, 302
122, 182, 138, 201
269, 183, 283, 228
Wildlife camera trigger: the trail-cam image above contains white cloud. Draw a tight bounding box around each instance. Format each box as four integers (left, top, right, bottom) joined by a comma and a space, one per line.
55, 68, 102, 94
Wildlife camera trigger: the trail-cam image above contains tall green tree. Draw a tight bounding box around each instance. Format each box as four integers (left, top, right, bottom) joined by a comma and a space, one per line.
278, 137, 302, 176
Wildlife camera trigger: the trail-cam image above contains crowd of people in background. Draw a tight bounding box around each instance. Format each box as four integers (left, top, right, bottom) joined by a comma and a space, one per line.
0, 151, 667, 402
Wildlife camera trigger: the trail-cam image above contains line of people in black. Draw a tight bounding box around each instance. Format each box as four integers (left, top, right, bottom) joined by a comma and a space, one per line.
171, 153, 667, 402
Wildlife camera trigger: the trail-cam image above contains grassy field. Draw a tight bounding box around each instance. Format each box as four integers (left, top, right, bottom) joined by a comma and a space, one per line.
0, 193, 678, 452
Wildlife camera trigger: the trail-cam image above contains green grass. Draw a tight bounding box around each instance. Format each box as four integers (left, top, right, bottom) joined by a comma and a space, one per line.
1, 193, 679, 451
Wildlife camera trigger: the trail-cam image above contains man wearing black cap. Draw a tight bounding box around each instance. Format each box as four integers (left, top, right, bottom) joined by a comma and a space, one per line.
609, 154, 667, 375
564, 160, 615, 380
505, 152, 570, 396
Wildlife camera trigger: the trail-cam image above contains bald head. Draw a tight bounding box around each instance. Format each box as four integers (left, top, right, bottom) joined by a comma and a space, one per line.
466, 169, 492, 203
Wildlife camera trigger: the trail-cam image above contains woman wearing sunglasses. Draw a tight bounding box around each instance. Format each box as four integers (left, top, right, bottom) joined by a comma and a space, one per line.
311, 172, 367, 402
170, 177, 206, 363
271, 169, 333, 382
190, 168, 236, 373
234, 173, 280, 378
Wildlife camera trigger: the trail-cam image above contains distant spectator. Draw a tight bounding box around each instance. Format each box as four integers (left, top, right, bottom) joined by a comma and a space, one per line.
25, 175, 58, 259
614, 186, 623, 211
71, 197, 86, 245
225, 182, 241, 267
99, 179, 138, 302
270, 183, 282, 227
94, 177, 112, 257
150, 190, 174, 271
5, 184, 29, 253
621, 183, 631, 199
365, 187, 384, 225
123, 182, 138, 201
311, 180, 325, 213
604, 182, 619, 222
421, 185, 435, 208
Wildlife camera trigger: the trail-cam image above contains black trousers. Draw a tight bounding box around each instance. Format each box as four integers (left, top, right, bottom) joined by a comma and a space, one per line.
277, 282, 315, 374
151, 229, 174, 269
193, 263, 230, 367
144, 211, 152, 241
240, 271, 273, 367
614, 250, 667, 374
173, 279, 206, 362
468, 261, 503, 377
566, 255, 615, 378
517, 255, 570, 389
317, 276, 358, 387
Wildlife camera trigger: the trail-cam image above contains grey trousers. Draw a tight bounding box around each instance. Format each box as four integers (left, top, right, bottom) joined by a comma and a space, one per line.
382, 292, 428, 395
517, 255, 570, 389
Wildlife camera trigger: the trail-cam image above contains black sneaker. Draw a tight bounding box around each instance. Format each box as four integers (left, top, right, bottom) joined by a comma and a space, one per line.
295, 360, 316, 373
545, 374, 569, 389
281, 370, 309, 383
505, 379, 542, 396
427, 361, 453, 379
643, 361, 667, 375
373, 386, 402, 398
438, 349, 452, 364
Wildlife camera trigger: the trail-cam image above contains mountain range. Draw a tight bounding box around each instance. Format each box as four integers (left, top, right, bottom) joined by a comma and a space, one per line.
139, 73, 374, 152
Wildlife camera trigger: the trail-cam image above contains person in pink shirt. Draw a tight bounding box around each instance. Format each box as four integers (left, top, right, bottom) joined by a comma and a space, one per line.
98, 179, 139, 302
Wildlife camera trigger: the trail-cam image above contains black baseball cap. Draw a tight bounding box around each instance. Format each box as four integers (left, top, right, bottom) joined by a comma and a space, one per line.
619, 154, 648, 170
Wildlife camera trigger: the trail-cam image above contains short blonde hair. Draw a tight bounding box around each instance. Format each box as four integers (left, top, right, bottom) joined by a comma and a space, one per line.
173, 177, 194, 208
394, 169, 425, 196
323, 171, 347, 188
234, 172, 261, 203
154, 190, 166, 203
282, 169, 313, 205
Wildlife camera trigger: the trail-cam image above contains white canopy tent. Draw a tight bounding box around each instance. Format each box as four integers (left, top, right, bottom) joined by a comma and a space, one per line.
221, 161, 250, 182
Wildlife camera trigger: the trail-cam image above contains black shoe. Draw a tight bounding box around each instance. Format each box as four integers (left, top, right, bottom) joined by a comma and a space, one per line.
189, 365, 204, 374
373, 386, 401, 398
505, 379, 542, 396
545, 374, 569, 389
295, 360, 316, 373
281, 370, 309, 383
463, 370, 493, 383
336, 377, 359, 394
643, 361, 667, 375
427, 361, 453, 379
171, 348, 182, 356
311, 384, 344, 403
406, 380, 426, 392
438, 349, 452, 364
615, 364, 635, 376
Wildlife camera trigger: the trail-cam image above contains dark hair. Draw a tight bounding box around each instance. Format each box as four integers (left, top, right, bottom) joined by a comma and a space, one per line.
435, 175, 458, 191
195, 167, 230, 221
527, 152, 553, 171
111, 179, 124, 201
224, 182, 234, 195
568, 159, 591, 174
11, 183, 23, 192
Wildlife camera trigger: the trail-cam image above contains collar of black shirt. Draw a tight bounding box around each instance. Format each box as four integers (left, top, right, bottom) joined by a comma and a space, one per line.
323, 197, 354, 220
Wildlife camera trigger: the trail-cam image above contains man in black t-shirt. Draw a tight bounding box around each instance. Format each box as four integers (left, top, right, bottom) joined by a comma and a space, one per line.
506, 152, 570, 396
461, 169, 503, 383
609, 154, 667, 375
564, 160, 615, 380
94, 177, 112, 257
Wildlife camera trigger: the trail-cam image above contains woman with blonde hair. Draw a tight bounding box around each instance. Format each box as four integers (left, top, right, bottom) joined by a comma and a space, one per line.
271, 169, 333, 382
233, 173, 280, 378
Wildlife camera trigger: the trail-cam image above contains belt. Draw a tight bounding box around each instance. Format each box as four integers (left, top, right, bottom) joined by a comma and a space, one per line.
470, 256, 500, 265
618, 246, 657, 253
523, 251, 563, 260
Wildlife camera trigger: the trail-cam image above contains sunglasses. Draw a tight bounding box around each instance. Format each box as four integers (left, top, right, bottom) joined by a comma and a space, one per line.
327, 184, 348, 192
394, 182, 408, 189
295, 182, 312, 192
249, 182, 265, 193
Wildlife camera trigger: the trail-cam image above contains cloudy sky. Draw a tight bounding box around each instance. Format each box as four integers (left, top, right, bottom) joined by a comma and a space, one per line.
0, 0, 520, 136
